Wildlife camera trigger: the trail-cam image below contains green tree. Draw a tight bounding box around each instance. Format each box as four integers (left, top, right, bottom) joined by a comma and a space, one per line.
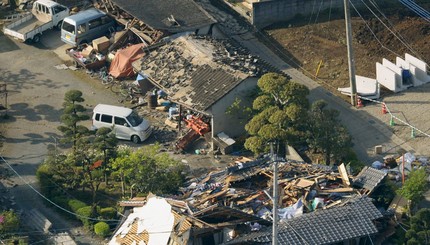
405, 208, 430, 245
244, 73, 310, 154
307, 100, 352, 165
0, 210, 20, 238
111, 144, 185, 196
57, 90, 90, 153
93, 127, 117, 184
397, 168, 429, 205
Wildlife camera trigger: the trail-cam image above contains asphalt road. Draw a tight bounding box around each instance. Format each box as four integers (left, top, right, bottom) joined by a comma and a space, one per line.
0, 29, 119, 244
230, 31, 417, 164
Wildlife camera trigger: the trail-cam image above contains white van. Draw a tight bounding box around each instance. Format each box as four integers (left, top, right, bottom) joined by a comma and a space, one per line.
61, 8, 116, 46
92, 104, 152, 143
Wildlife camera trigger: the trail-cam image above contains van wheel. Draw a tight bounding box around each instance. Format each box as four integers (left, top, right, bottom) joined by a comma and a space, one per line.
32, 34, 41, 43
131, 135, 141, 144
55, 21, 62, 30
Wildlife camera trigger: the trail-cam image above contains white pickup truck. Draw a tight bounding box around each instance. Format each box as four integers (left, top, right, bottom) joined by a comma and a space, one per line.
3, 0, 69, 43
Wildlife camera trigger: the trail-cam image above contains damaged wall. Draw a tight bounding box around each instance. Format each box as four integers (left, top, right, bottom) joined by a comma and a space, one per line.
206, 77, 258, 138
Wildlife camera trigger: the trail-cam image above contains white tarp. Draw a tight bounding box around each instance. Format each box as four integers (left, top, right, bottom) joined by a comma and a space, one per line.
109, 196, 175, 245
278, 198, 303, 220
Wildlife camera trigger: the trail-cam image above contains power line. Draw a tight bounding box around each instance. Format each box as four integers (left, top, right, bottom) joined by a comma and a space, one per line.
0, 155, 120, 223
356, 0, 424, 61
399, 0, 430, 22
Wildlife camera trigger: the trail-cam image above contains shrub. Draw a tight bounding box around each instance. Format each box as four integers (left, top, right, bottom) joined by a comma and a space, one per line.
76, 206, 94, 228
36, 164, 55, 198
0, 210, 20, 237
99, 207, 117, 220
68, 199, 86, 213
94, 222, 110, 237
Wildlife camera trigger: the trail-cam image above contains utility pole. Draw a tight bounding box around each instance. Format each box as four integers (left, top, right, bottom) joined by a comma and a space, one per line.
344, 0, 357, 106
270, 142, 278, 245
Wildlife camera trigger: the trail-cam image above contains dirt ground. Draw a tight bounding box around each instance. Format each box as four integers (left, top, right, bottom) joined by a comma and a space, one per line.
265, 10, 430, 97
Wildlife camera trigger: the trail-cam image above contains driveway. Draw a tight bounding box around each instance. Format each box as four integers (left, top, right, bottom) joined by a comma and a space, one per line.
0, 29, 119, 244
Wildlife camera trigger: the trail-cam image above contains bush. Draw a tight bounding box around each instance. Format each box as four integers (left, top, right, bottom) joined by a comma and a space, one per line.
51, 196, 69, 210
94, 222, 110, 237
99, 207, 117, 220
68, 199, 87, 213
0, 211, 20, 238
76, 206, 94, 228
36, 164, 55, 198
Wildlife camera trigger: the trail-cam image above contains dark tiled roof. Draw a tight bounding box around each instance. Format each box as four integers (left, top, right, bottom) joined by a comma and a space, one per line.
352, 166, 387, 193
111, 0, 216, 32
133, 36, 257, 112
224, 197, 382, 245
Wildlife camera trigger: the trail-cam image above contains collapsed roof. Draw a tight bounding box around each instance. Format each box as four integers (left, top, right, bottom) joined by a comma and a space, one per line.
110, 0, 217, 33
115, 157, 387, 245
132, 35, 277, 112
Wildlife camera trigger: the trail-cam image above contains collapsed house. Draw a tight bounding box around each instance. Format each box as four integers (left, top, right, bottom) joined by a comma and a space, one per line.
132, 34, 278, 152
97, 0, 220, 44
110, 157, 388, 245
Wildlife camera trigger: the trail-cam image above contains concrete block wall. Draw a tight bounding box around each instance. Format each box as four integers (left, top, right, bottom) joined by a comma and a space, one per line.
251, 0, 364, 28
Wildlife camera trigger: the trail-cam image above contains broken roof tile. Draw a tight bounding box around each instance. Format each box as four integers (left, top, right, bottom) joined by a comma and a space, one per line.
352, 166, 387, 193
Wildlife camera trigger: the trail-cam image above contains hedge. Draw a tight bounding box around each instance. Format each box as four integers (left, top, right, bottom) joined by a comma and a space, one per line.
99, 207, 117, 220
94, 222, 110, 237
76, 206, 94, 228
68, 199, 87, 213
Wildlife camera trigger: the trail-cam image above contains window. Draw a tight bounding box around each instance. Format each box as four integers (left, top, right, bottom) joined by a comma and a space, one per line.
52, 5, 66, 15
126, 111, 143, 127
95, 113, 100, 121
89, 17, 102, 30
62, 21, 75, 33
78, 24, 86, 34
101, 114, 112, 123
114, 117, 128, 127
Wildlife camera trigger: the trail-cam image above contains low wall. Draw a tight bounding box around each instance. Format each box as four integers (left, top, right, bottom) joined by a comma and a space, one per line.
252, 0, 363, 28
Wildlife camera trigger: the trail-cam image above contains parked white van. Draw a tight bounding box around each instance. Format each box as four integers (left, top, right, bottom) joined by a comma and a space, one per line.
92, 104, 152, 143
61, 8, 115, 46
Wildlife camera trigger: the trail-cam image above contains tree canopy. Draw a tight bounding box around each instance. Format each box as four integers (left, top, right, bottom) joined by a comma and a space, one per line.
111, 144, 186, 196
307, 100, 353, 165
57, 90, 90, 152
244, 73, 309, 154
405, 208, 430, 245
397, 168, 429, 204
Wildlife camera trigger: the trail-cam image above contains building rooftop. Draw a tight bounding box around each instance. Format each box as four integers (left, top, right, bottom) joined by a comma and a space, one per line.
133, 35, 276, 112
111, 0, 217, 33
225, 197, 383, 245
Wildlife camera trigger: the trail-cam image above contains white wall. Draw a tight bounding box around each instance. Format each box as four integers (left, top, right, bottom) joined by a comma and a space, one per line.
206, 77, 258, 138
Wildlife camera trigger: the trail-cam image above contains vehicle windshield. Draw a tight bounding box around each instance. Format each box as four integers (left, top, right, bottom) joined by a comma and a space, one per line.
62, 21, 75, 34
126, 111, 143, 127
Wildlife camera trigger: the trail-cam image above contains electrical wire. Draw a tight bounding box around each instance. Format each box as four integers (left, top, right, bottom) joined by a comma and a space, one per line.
314, 0, 324, 24
399, 0, 430, 22
367, 0, 426, 63
0, 155, 120, 223
308, 0, 317, 25
357, 0, 425, 61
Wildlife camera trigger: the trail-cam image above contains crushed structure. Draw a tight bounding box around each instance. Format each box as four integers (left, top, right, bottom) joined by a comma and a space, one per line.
111, 157, 388, 245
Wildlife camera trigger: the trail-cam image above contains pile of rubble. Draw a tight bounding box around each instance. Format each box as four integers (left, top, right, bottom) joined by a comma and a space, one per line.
177, 156, 387, 221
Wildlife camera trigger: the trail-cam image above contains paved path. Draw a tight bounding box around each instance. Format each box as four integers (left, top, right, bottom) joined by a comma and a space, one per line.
230, 30, 421, 164
0, 29, 116, 244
